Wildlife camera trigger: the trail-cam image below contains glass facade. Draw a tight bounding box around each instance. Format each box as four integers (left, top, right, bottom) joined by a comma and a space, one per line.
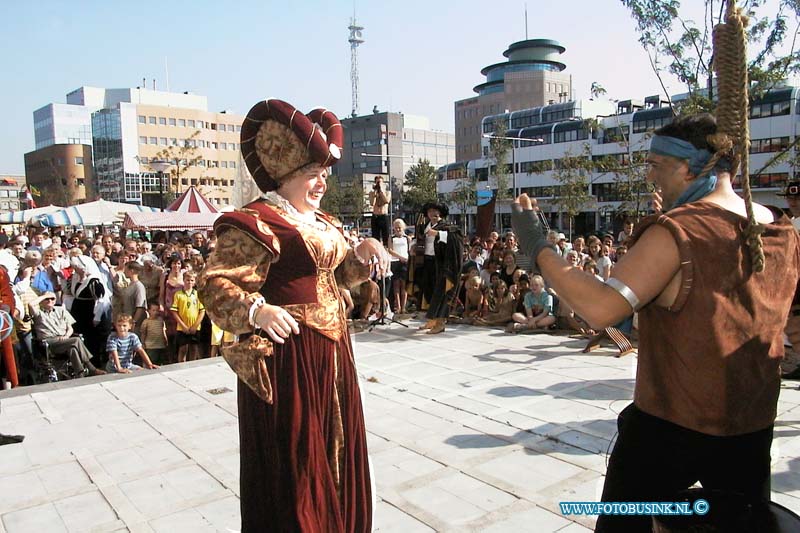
91, 109, 125, 201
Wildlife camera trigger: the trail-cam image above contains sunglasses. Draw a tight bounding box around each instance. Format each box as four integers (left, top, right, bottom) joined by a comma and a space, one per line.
44, 297, 56, 301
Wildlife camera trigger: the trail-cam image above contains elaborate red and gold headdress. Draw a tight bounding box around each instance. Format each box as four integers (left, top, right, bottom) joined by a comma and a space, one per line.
240, 99, 343, 192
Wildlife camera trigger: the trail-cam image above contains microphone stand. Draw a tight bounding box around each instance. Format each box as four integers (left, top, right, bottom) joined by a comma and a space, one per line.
368, 267, 408, 331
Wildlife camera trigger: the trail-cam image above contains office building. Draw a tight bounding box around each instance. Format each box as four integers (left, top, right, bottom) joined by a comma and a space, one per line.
24, 145, 93, 206
0, 175, 25, 215
440, 86, 798, 235
334, 110, 455, 219
454, 39, 573, 162
28, 86, 244, 207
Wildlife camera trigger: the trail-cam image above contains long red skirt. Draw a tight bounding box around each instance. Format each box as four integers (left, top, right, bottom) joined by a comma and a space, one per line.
237, 326, 372, 532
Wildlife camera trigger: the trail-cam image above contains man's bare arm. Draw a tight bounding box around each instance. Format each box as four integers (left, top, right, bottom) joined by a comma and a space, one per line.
537, 223, 680, 329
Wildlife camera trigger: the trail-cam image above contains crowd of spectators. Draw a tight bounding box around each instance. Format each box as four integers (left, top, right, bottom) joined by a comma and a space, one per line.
0, 227, 223, 387
343, 218, 638, 336
0, 218, 637, 387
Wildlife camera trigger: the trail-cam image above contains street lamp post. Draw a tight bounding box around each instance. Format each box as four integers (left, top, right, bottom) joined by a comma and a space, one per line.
149, 159, 172, 212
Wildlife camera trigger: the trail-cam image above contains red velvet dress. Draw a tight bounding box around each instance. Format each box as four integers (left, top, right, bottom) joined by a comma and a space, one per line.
0, 267, 16, 387
198, 198, 372, 533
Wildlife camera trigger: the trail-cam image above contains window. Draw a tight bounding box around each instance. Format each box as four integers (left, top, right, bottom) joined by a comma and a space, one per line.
750, 100, 791, 119
75, 156, 84, 165
139, 136, 147, 144
138, 115, 146, 124
149, 137, 157, 145
220, 142, 227, 150
178, 119, 186, 127
159, 117, 167, 125
149, 116, 157, 124
230, 161, 236, 168
228, 124, 235, 132
750, 136, 791, 154
199, 140, 205, 148
221, 161, 228, 168
211, 123, 217, 130
235, 125, 241, 132
168, 118, 176, 126
211, 142, 218, 149
158, 137, 167, 146
188, 119, 196, 128
170, 138, 178, 146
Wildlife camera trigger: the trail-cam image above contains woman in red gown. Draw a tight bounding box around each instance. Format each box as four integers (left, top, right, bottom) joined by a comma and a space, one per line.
198, 99, 386, 532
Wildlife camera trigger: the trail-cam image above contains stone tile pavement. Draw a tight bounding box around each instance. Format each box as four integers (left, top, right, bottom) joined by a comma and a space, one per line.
1, 321, 799, 532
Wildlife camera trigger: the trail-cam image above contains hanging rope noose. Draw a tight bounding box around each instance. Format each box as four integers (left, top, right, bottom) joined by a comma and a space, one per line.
702, 0, 766, 272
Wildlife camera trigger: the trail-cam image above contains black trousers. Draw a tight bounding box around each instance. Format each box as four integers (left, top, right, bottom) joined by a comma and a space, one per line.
595, 403, 773, 532
371, 214, 390, 246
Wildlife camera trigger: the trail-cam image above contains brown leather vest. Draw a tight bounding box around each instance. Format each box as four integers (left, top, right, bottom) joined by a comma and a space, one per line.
631, 202, 800, 436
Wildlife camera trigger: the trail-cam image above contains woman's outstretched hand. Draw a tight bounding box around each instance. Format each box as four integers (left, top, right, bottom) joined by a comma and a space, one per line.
355, 238, 391, 277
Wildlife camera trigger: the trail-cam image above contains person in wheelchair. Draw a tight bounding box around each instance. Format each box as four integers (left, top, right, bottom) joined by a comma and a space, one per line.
30, 291, 105, 377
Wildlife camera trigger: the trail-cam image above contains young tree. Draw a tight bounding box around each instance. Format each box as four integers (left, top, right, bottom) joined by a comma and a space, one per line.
150, 130, 205, 199
552, 145, 595, 240
488, 118, 512, 200
591, 114, 654, 222
321, 176, 364, 221
448, 163, 477, 233
402, 159, 439, 215
622, 0, 800, 113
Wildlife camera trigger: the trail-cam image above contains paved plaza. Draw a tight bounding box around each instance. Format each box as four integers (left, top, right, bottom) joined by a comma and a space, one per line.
1, 321, 800, 532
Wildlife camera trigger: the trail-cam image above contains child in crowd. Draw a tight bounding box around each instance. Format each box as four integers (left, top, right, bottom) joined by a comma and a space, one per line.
106, 314, 159, 373
462, 276, 485, 320
122, 262, 147, 333
171, 271, 205, 363
583, 261, 604, 282
508, 274, 556, 333
473, 280, 515, 327
139, 302, 168, 365
513, 274, 532, 316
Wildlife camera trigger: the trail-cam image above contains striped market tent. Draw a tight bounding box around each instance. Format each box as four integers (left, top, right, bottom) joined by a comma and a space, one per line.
166, 186, 219, 213
39, 199, 158, 227
0, 205, 63, 224
122, 211, 220, 231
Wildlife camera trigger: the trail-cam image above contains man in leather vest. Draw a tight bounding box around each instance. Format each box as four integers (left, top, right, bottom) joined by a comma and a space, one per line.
512, 114, 800, 532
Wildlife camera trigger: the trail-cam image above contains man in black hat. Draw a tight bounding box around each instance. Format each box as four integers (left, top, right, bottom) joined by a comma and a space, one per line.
415, 202, 462, 334
778, 179, 800, 229
779, 180, 800, 380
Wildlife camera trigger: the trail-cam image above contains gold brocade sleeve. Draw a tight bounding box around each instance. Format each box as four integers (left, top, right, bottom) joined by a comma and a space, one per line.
197, 227, 274, 335
335, 249, 371, 290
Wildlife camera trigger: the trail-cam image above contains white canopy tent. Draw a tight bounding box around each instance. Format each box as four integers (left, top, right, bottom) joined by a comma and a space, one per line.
38, 200, 158, 227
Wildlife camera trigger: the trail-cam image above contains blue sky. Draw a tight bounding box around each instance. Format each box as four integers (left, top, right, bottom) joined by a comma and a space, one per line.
0, 0, 773, 174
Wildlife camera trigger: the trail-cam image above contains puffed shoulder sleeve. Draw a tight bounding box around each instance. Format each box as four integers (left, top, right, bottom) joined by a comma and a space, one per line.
197, 214, 279, 335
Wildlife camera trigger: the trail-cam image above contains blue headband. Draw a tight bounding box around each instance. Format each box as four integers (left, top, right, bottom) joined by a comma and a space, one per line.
649, 135, 713, 176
